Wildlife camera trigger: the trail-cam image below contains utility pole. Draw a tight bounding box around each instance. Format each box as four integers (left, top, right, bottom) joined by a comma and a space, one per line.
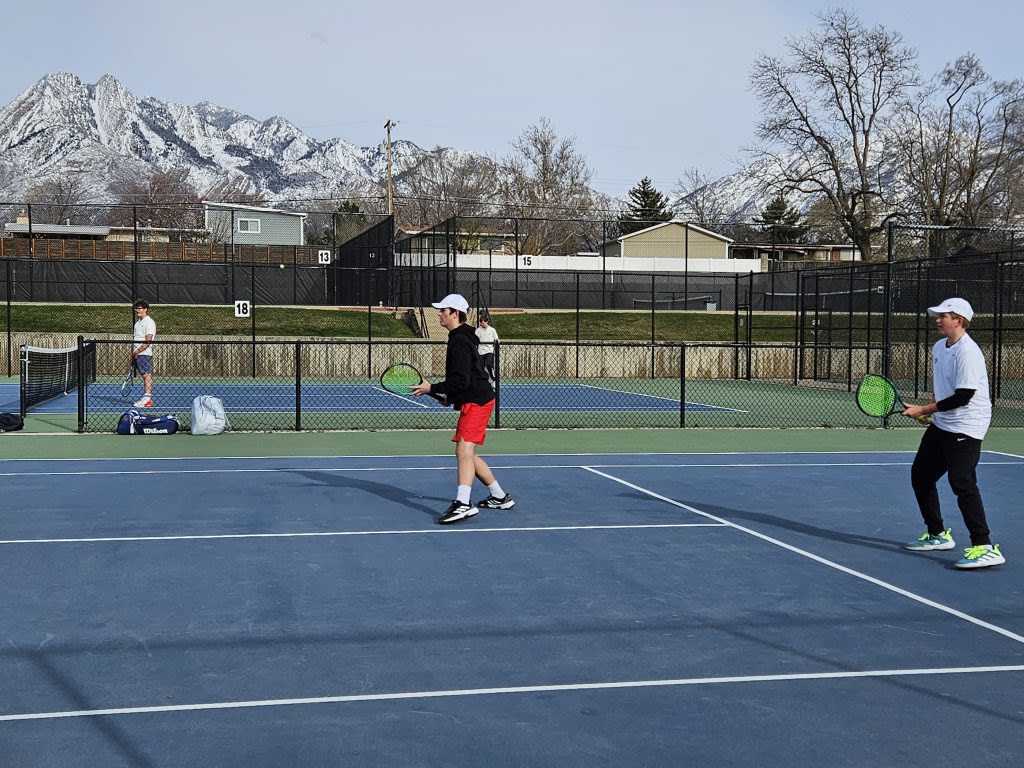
384, 119, 397, 215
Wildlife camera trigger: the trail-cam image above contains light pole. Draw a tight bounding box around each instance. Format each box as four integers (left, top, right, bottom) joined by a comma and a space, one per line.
384, 120, 398, 215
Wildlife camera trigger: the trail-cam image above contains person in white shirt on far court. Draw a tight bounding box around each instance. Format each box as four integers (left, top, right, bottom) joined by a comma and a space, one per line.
901, 297, 1003, 569
132, 299, 156, 408
475, 313, 498, 381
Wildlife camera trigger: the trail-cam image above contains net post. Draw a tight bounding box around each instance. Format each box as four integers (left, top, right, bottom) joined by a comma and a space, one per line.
77, 336, 86, 433
19, 344, 27, 418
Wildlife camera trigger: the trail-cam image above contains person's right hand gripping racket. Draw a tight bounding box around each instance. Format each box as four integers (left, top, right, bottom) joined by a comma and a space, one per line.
902, 398, 934, 425
410, 379, 448, 406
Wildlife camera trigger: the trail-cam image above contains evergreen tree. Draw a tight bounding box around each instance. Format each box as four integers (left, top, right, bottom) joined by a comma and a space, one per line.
756, 194, 808, 243
619, 177, 672, 235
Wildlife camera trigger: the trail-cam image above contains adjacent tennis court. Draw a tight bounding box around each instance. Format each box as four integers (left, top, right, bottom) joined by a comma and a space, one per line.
3, 380, 737, 414
2, 448, 1022, 766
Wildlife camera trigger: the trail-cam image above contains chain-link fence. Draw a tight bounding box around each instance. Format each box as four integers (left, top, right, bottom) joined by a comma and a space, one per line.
5, 205, 1023, 431
59, 336, 1023, 432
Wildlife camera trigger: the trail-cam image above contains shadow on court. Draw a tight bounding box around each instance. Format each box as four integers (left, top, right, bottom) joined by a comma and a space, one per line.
670, 499, 958, 561
287, 469, 450, 519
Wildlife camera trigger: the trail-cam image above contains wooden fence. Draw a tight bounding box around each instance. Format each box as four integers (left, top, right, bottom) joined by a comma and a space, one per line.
0, 239, 325, 264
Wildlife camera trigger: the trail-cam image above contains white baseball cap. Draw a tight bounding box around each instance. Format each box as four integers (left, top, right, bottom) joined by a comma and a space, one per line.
431, 293, 469, 313
927, 298, 974, 321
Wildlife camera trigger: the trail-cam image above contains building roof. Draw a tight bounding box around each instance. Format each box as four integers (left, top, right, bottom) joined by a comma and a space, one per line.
603, 220, 735, 246
729, 241, 857, 250
202, 201, 307, 218
4, 223, 110, 236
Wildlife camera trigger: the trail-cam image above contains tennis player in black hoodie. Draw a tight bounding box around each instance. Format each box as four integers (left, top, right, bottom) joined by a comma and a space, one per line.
411, 293, 515, 524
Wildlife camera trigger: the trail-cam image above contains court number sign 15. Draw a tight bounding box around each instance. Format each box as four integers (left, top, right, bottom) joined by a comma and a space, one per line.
520, 255, 533, 268
234, 300, 252, 318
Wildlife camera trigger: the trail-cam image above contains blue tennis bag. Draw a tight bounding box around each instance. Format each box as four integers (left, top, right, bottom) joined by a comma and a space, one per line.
116, 410, 180, 435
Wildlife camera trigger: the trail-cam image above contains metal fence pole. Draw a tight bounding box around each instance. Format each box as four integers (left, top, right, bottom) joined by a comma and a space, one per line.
295, 341, 302, 432
367, 270, 373, 377
575, 273, 580, 378
77, 336, 86, 433
650, 274, 656, 378
513, 217, 520, 308
679, 343, 686, 428
5, 259, 11, 377
250, 257, 257, 378
882, 221, 895, 387
493, 341, 501, 429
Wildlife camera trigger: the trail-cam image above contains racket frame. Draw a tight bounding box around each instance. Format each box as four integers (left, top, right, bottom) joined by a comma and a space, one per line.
121, 357, 138, 398
380, 362, 445, 403
855, 373, 929, 423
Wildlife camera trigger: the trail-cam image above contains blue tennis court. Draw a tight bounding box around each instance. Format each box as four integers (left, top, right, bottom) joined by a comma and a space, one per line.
2, 450, 1022, 766
2, 381, 740, 414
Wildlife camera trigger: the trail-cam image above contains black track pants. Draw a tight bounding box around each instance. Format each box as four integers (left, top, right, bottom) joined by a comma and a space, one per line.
910, 424, 990, 546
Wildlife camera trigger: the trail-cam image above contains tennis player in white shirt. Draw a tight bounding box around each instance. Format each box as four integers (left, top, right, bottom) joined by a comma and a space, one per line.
901, 298, 1003, 568
132, 299, 156, 408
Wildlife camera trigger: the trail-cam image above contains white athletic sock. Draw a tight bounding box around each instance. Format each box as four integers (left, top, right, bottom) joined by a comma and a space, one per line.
457, 485, 472, 505
487, 481, 505, 498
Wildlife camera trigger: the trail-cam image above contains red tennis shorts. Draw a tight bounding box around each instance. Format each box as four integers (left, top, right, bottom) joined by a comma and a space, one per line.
452, 399, 495, 444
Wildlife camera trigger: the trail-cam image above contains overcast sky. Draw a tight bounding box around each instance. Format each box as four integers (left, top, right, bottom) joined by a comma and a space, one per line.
4, 1, 1021, 199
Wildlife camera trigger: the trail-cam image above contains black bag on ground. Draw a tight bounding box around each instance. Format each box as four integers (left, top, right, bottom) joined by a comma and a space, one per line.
0, 412, 24, 433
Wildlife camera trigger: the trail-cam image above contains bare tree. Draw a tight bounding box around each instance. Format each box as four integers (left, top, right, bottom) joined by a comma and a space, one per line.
494, 118, 597, 255
804, 197, 849, 242
24, 173, 90, 224
672, 167, 734, 227
107, 167, 204, 230
749, 9, 919, 260
890, 54, 1024, 229
397, 147, 497, 229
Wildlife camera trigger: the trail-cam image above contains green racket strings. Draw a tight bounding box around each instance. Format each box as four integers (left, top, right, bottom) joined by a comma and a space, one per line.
381, 364, 421, 395
857, 375, 898, 417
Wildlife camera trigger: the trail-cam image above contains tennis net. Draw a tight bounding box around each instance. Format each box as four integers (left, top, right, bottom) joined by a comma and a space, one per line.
632, 295, 718, 310
20, 342, 97, 414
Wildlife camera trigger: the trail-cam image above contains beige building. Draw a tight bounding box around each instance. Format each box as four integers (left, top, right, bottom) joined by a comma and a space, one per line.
598, 220, 757, 273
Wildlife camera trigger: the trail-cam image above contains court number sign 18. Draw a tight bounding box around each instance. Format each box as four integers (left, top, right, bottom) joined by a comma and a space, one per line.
318, 249, 332, 265
234, 300, 251, 318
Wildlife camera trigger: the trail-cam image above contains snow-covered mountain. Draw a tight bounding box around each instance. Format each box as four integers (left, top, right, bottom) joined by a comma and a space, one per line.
0, 72, 427, 203
0, 72, 820, 221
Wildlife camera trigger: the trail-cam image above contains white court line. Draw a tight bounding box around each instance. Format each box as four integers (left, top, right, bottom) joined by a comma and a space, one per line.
583, 466, 1024, 647
2, 664, 1022, 722
572, 382, 747, 413
0, 522, 724, 546
985, 450, 1024, 460
4, 460, 1023, 478
0, 449, 995, 463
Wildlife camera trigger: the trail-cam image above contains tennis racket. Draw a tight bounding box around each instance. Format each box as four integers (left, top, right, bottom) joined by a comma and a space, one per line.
380, 363, 446, 403
855, 374, 929, 424
121, 358, 138, 398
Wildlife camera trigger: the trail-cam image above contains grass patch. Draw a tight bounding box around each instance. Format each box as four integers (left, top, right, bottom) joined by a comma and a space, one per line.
6, 303, 1023, 343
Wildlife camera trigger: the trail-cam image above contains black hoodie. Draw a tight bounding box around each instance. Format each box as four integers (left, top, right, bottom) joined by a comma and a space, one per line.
431, 323, 494, 408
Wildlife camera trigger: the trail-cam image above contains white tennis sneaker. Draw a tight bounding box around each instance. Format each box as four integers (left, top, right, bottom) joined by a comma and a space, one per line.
437, 501, 478, 525
477, 493, 515, 510
133, 396, 154, 408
